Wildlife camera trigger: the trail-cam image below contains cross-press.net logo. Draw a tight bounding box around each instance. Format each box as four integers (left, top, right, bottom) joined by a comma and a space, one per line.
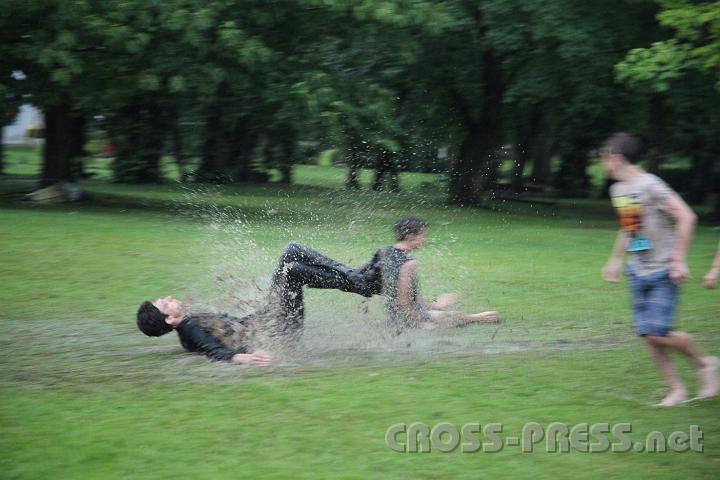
385, 422, 704, 453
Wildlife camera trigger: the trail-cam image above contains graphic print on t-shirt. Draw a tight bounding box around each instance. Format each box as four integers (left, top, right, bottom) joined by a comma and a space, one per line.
611, 193, 653, 252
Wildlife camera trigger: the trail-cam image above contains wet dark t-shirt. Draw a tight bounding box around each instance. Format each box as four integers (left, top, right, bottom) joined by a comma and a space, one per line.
175, 313, 253, 361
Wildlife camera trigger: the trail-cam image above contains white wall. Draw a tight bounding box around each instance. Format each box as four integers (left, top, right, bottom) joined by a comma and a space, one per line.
2, 104, 43, 145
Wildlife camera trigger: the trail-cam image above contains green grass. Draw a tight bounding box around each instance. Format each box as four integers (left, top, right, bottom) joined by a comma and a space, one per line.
1, 149, 719, 479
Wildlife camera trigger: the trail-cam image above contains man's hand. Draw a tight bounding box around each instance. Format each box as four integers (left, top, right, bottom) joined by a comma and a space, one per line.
669, 260, 689, 285
601, 262, 622, 283
233, 351, 273, 367
704, 267, 719, 289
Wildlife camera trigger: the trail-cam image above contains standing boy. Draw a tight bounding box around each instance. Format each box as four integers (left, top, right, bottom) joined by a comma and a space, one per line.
600, 133, 718, 405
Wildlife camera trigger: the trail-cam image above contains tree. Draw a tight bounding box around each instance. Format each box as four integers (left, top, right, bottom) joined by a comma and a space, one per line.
0, 83, 22, 175
617, 0, 720, 92
0, 0, 110, 185
616, 0, 720, 208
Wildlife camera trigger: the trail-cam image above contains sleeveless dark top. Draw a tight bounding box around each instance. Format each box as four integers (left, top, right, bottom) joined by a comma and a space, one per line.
379, 246, 430, 333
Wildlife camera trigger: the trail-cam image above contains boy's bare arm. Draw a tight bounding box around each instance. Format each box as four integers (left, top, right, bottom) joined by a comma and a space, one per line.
602, 230, 629, 283
663, 195, 697, 284
704, 240, 720, 289
397, 260, 426, 326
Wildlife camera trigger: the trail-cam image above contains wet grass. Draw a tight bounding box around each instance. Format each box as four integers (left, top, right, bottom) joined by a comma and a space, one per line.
1, 153, 719, 479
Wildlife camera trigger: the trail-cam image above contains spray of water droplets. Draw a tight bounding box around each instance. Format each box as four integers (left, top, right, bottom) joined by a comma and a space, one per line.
166, 183, 539, 368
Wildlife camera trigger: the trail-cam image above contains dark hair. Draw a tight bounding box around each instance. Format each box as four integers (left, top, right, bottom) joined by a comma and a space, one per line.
603, 132, 643, 164
394, 216, 428, 241
136, 301, 173, 337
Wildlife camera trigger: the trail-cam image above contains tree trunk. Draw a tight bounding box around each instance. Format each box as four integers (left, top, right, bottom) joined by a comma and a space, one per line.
688, 154, 712, 205
389, 169, 399, 192
230, 116, 259, 182
372, 150, 391, 191
112, 96, 165, 183
345, 130, 363, 189
646, 93, 665, 174
529, 133, 554, 188
198, 99, 225, 181
41, 102, 75, 186
346, 148, 360, 189
554, 140, 591, 197
170, 119, 187, 181
198, 82, 240, 182
374, 151, 399, 192
277, 128, 294, 184
0, 132, 4, 175
450, 125, 484, 204
69, 114, 87, 178
448, 49, 505, 205
512, 106, 543, 192
450, 120, 503, 204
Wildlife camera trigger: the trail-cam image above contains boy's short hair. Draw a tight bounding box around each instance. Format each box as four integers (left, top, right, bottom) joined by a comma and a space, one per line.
394, 216, 428, 241
137, 301, 173, 337
603, 132, 643, 164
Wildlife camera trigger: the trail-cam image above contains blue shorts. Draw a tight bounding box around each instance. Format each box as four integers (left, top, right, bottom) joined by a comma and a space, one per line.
626, 267, 678, 337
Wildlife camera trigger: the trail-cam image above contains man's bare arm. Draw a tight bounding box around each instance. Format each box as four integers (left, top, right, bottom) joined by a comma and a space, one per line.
397, 260, 427, 326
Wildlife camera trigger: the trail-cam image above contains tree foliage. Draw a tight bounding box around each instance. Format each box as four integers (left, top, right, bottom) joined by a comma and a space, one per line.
1, 0, 716, 204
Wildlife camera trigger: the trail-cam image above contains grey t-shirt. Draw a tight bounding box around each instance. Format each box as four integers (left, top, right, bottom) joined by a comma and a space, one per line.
609, 173, 679, 276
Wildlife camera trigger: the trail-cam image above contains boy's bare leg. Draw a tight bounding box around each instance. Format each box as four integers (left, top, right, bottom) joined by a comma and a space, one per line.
429, 293, 459, 311
647, 332, 706, 368
646, 334, 719, 400
426, 310, 467, 328
645, 339, 686, 405
423, 310, 499, 329
466, 311, 500, 323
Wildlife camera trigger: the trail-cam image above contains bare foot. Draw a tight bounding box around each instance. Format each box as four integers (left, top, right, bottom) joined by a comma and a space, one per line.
698, 356, 719, 398
653, 388, 688, 407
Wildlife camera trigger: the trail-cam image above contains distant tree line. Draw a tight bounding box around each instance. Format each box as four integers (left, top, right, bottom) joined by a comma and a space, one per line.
1, 0, 718, 207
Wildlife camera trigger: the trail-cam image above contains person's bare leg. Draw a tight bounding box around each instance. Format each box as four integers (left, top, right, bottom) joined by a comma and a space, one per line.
647, 332, 707, 368
429, 293, 459, 311
646, 334, 718, 399
652, 332, 720, 398
645, 340, 683, 390
645, 338, 687, 405
466, 311, 500, 323
425, 310, 499, 329
697, 356, 720, 398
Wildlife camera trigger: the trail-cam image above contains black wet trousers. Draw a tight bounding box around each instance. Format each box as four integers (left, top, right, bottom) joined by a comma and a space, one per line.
269, 242, 370, 334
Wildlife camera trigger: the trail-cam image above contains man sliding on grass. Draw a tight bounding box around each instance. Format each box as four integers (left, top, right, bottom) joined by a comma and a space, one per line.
136, 242, 376, 366
376, 216, 500, 335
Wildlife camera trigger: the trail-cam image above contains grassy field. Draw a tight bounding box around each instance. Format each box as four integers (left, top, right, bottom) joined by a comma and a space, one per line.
1, 150, 719, 479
